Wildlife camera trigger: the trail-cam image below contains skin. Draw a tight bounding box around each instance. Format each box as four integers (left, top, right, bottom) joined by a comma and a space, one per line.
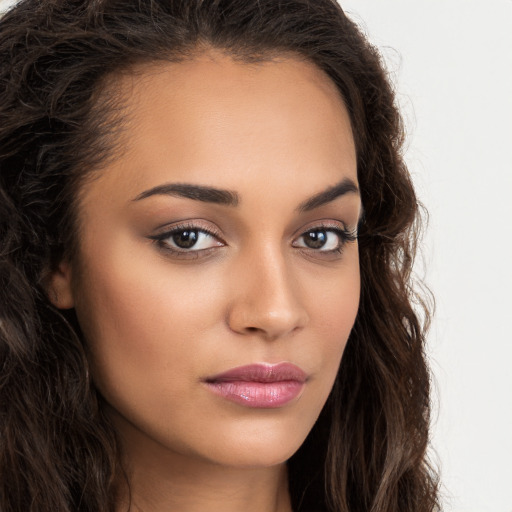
49, 50, 361, 512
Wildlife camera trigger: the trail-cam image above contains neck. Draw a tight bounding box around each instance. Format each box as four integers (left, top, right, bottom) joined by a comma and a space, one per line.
117, 454, 292, 512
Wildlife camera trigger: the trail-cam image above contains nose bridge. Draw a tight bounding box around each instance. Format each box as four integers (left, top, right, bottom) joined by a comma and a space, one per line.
227, 242, 309, 339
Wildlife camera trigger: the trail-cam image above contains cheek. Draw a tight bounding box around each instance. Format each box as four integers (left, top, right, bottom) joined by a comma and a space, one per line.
316, 276, 360, 335
72, 249, 237, 460
306, 254, 360, 383
313, 248, 360, 317
72, 244, 227, 402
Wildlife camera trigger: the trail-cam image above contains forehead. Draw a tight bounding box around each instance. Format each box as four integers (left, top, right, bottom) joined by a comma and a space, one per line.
79, 51, 357, 211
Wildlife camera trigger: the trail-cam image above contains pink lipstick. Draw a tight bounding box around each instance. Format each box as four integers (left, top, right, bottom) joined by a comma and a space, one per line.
204, 363, 306, 408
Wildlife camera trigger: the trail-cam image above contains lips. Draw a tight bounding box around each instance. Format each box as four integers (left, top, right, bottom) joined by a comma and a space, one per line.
204, 363, 307, 408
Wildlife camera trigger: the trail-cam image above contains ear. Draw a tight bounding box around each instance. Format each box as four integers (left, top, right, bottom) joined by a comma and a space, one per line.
46, 260, 75, 309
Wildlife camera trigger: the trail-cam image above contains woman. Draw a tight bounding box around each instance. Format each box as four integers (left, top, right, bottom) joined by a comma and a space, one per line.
0, 1, 438, 511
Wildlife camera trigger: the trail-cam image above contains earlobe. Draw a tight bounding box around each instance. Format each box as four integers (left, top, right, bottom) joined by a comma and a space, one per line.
46, 261, 75, 309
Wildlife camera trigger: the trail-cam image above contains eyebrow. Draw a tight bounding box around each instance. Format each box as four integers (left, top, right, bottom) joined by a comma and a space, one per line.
297, 178, 359, 212
132, 177, 359, 211
132, 183, 239, 206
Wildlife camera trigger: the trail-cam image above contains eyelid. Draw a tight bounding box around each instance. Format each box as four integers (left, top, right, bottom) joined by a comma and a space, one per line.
293, 219, 357, 239
148, 220, 226, 255
291, 220, 358, 254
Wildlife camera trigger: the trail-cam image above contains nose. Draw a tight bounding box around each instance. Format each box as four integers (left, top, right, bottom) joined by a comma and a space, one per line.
226, 249, 309, 340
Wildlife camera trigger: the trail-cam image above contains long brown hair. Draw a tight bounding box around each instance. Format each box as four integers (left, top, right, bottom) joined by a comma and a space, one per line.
0, 1, 438, 510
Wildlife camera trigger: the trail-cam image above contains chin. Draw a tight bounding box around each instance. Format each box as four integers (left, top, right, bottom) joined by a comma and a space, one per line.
192, 416, 312, 469
205, 444, 299, 469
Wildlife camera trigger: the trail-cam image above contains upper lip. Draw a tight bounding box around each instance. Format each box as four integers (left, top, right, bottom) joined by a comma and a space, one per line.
205, 362, 307, 383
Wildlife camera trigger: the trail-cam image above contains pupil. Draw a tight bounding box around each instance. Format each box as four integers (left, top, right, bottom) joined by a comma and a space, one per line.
172, 230, 198, 249
305, 230, 327, 249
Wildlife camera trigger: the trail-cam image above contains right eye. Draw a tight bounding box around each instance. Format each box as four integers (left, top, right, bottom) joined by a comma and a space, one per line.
166, 229, 216, 250
149, 223, 225, 255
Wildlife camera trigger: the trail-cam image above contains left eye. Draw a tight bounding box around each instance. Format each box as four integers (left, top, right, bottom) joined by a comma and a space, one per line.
293, 229, 343, 251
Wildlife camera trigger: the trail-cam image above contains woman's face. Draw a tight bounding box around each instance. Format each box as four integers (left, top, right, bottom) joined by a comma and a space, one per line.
51, 51, 361, 469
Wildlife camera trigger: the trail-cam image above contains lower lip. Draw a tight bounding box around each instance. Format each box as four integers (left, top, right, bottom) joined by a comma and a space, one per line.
205, 380, 304, 408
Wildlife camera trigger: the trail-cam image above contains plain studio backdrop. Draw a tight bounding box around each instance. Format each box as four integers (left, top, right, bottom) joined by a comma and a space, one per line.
340, 2, 512, 511
1, 1, 511, 511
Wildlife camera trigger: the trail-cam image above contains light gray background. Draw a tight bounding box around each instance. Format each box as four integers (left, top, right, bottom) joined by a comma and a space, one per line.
340, 2, 512, 511
1, 0, 511, 510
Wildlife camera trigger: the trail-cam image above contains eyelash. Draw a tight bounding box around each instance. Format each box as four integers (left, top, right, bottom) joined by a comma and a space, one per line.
148, 222, 223, 259
148, 221, 357, 259
293, 224, 357, 256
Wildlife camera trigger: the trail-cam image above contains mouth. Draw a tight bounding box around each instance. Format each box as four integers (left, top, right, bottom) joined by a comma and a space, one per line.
204, 362, 307, 408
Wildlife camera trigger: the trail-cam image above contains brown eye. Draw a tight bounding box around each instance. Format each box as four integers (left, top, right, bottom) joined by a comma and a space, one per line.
150, 225, 224, 254
303, 230, 328, 249
172, 230, 199, 249
294, 229, 343, 252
